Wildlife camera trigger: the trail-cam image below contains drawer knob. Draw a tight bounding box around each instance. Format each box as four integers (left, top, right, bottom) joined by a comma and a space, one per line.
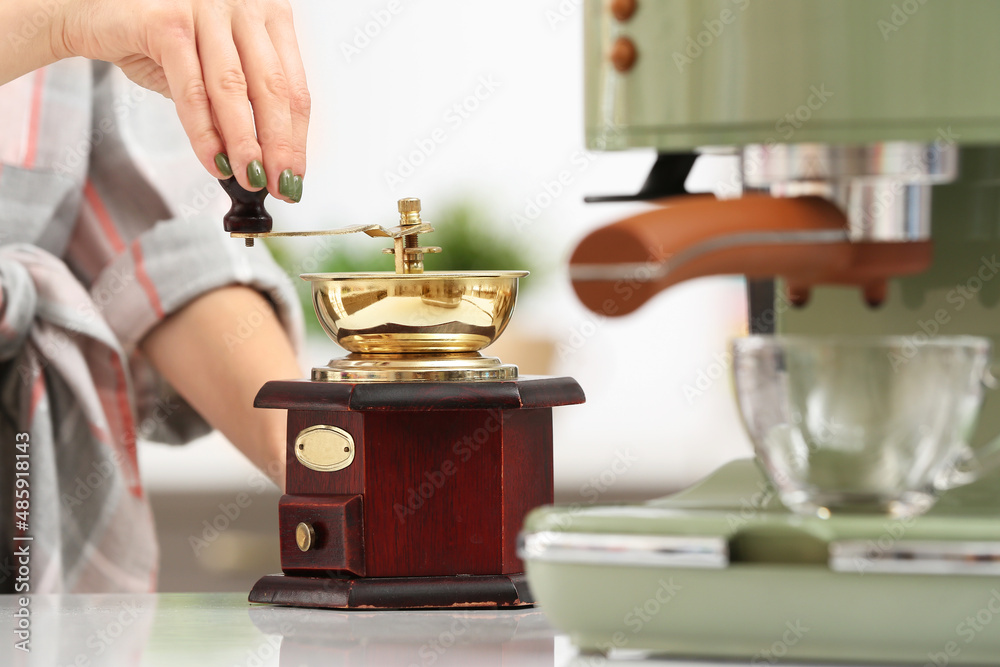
295, 522, 316, 552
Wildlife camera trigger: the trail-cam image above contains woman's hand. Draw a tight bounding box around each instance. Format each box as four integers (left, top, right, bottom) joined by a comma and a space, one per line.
56, 0, 310, 202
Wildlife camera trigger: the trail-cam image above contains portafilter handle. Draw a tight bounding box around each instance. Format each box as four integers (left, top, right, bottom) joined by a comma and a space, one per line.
568, 194, 933, 315
219, 176, 272, 237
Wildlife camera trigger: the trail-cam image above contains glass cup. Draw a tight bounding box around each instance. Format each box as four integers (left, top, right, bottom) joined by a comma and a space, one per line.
732, 335, 995, 518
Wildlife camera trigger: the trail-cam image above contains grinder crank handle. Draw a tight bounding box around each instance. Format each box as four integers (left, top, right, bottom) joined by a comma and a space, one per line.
219, 186, 436, 247
219, 176, 272, 235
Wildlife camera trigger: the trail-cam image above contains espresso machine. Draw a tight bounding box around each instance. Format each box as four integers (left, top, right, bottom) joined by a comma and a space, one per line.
222, 192, 584, 609
519, 0, 1000, 663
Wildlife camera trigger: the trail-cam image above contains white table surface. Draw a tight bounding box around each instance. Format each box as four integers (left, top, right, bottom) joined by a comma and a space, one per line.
0, 593, 859, 667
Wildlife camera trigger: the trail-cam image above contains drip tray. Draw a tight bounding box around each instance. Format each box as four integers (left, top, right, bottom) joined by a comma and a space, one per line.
520, 459, 1000, 664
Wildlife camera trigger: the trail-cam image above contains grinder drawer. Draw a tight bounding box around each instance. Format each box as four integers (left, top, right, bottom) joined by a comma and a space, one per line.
279, 494, 364, 576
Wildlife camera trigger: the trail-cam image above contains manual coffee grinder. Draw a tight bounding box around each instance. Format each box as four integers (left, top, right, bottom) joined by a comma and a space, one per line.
220, 183, 584, 609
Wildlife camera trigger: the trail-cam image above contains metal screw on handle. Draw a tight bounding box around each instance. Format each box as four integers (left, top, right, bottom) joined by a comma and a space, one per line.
397, 198, 424, 274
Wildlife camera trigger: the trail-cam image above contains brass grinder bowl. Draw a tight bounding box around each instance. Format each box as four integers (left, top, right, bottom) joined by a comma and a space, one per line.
302, 271, 528, 354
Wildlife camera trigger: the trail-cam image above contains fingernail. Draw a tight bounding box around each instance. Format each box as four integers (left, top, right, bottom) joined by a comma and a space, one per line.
215, 153, 233, 177
291, 175, 303, 203
247, 160, 267, 188
279, 169, 295, 199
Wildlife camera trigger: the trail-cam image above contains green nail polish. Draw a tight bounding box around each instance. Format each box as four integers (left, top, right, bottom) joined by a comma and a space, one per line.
279, 169, 295, 199
291, 175, 303, 203
247, 160, 267, 188
215, 153, 233, 177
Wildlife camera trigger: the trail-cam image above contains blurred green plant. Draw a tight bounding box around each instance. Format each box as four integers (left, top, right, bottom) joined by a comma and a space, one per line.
266, 200, 540, 335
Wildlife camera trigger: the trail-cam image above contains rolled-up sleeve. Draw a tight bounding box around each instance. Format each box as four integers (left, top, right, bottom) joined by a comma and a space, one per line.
91, 219, 303, 356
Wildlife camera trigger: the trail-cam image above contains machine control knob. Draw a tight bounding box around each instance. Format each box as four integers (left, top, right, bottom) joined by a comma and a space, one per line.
295, 522, 316, 552
610, 36, 638, 72
610, 0, 637, 21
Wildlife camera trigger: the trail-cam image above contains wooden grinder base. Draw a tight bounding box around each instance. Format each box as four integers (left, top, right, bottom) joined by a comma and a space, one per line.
248, 376, 584, 610
249, 573, 533, 609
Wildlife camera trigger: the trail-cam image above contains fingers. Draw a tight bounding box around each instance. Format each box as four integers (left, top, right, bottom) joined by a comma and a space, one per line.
265, 2, 310, 193
232, 14, 300, 202
154, 1, 310, 198
196, 14, 264, 192
159, 30, 228, 179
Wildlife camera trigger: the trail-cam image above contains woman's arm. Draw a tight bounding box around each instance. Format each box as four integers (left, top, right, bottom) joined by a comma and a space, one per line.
0, 0, 64, 81
138, 284, 301, 489
1, 0, 310, 204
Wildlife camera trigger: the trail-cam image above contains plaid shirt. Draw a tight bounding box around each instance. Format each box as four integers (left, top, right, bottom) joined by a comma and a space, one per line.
0, 60, 303, 593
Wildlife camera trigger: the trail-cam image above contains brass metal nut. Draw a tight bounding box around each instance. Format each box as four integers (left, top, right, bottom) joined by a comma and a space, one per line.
398, 198, 421, 213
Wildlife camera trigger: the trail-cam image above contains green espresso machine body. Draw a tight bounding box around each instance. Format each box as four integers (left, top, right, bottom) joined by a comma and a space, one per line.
584, 0, 1000, 150
522, 1, 1000, 663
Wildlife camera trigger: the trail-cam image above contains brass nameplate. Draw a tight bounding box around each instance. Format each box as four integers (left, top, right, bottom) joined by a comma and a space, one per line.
294, 425, 355, 472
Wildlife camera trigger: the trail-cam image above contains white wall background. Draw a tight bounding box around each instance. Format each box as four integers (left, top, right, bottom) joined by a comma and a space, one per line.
136, 0, 755, 501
